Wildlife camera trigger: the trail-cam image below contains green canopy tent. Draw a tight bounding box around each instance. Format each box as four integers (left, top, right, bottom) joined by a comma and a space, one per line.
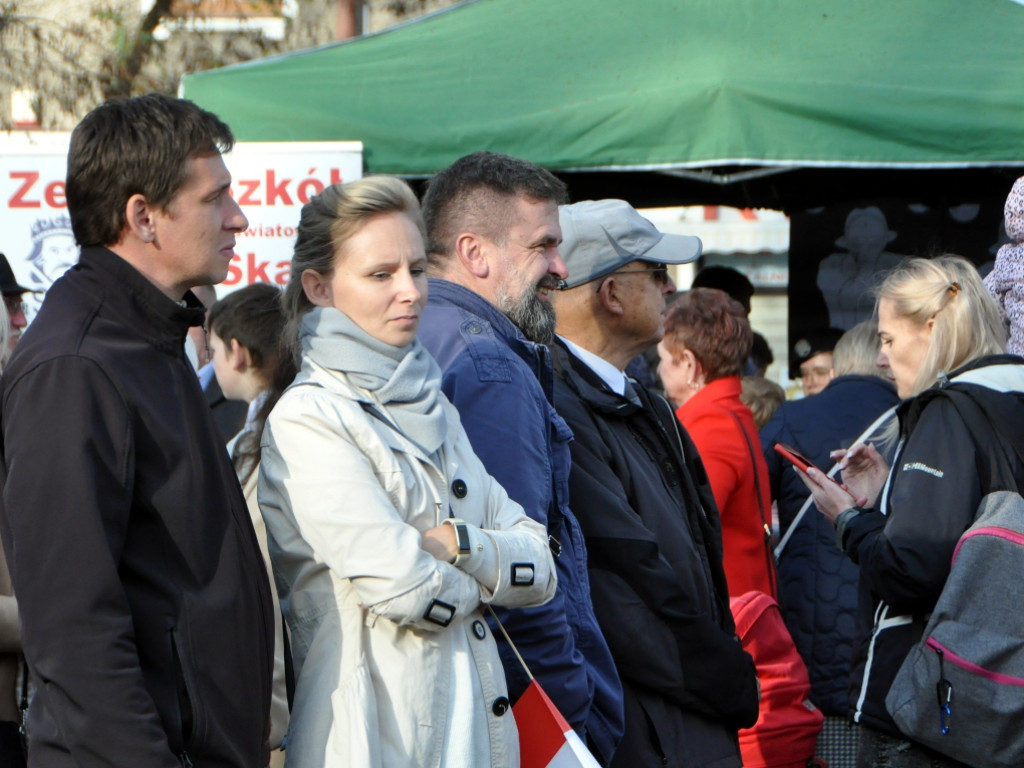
181, 0, 1024, 210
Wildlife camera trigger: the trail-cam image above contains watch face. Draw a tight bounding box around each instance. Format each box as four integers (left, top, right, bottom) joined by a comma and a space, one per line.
455, 523, 471, 554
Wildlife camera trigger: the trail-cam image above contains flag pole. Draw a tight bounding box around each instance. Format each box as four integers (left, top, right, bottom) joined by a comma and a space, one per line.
486, 605, 534, 681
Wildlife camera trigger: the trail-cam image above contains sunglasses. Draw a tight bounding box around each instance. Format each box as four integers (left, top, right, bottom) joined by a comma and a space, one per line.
595, 263, 670, 292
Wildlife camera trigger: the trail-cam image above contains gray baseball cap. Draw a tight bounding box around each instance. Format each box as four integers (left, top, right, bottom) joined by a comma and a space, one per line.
557, 199, 702, 289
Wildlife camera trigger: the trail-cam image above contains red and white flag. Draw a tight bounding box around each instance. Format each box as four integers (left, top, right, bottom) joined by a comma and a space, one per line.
514, 680, 602, 768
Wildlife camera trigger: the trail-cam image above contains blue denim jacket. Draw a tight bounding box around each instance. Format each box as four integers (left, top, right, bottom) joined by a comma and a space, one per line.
419, 279, 624, 764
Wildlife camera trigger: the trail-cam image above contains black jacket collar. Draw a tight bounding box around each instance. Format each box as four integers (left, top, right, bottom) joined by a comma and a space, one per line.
74, 245, 207, 355
551, 337, 644, 417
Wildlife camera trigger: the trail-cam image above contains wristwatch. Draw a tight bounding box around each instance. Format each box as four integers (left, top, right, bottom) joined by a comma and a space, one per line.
443, 517, 472, 567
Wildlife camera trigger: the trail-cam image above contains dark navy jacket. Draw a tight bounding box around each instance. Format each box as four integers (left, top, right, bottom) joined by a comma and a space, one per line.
419, 279, 624, 764
760, 375, 898, 715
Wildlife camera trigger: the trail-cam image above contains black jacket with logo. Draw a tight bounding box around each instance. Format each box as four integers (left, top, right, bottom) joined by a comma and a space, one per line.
552, 339, 758, 768
0, 246, 273, 767
841, 356, 1024, 736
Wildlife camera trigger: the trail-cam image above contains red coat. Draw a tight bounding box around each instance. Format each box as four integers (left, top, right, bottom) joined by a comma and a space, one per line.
677, 376, 776, 598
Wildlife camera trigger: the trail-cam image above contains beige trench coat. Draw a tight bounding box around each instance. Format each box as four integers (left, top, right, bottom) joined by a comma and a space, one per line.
258, 360, 556, 768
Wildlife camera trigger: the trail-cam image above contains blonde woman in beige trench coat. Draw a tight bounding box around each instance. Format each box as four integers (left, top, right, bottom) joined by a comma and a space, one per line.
258, 176, 557, 768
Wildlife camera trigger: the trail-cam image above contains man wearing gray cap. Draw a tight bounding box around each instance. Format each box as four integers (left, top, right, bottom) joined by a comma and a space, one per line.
550, 200, 759, 768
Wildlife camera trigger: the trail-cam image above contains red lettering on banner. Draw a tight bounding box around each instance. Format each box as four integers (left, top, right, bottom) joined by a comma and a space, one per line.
297, 174, 324, 203
9, 171, 41, 208
224, 255, 243, 285
237, 179, 261, 206
265, 171, 293, 206
247, 253, 271, 283
44, 181, 66, 208
274, 261, 290, 285
330, 168, 344, 185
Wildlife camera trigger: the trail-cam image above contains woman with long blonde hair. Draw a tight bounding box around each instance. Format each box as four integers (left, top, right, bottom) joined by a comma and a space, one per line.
798, 255, 1023, 767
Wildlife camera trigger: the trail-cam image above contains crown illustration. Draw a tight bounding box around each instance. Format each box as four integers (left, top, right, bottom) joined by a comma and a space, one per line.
30, 216, 73, 240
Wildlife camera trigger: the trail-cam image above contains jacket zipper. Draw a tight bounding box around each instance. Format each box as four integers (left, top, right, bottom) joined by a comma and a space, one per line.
925, 637, 1024, 686
171, 629, 197, 755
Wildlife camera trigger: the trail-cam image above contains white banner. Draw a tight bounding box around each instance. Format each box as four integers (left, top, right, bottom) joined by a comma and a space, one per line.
0, 135, 363, 320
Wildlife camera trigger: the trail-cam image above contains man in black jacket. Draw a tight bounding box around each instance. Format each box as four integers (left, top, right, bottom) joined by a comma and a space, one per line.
0, 95, 273, 768
550, 199, 759, 768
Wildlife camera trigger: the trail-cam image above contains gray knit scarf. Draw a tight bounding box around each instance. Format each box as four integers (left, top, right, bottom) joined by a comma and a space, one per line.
300, 306, 447, 455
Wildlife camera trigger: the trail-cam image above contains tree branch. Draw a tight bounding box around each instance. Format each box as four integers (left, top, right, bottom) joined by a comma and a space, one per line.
106, 0, 174, 99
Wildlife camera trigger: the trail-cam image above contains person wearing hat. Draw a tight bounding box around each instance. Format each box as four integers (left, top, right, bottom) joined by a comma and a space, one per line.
0, 258, 22, 767
792, 327, 845, 397
549, 200, 759, 768
0, 253, 31, 352
816, 206, 905, 329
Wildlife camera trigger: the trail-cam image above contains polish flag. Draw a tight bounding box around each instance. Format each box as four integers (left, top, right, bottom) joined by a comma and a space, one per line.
514, 680, 602, 768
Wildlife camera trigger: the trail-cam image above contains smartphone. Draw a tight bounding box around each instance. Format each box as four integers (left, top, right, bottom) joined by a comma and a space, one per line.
774, 442, 849, 491
774, 442, 822, 474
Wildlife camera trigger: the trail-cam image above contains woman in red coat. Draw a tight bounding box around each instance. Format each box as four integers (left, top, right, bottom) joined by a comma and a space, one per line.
657, 288, 776, 598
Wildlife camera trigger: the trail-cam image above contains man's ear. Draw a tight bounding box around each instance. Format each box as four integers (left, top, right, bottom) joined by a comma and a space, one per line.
301, 268, 333, 308
452, 232, 489, 279
596, 276, 625, 316
124, 194, 157, 244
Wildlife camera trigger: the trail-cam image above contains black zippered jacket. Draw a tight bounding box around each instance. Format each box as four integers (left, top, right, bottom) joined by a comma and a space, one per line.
0, 246, 274, 767
840, 356, 1024, 736
552, 339, 758, 768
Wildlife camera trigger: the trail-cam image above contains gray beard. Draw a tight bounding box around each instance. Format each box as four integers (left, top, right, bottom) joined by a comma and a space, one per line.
497, 286, 556, 345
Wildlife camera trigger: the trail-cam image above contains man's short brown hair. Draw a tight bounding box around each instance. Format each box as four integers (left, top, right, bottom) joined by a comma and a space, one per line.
421, 151, 567, 268
66, 94, 234, 247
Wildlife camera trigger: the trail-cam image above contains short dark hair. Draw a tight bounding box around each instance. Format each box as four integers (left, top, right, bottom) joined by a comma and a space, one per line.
691, 266, 755, 315
209, 282, 287, 375
749, 331, 774, 376
421, 151, 567, 266
66, 94, 234, 247
208, 282, 296, 481
663, 287, 753, 381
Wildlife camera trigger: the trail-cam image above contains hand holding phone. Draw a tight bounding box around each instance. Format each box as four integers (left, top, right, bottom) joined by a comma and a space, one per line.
774, 442, 845, 488
773, 442, 817, 473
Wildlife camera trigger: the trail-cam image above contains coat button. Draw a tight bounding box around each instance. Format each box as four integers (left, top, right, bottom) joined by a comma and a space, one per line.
472, 620, 486, 639
467, 322, 482, 334
451, 479, 468, 499
492, 696, 510, 716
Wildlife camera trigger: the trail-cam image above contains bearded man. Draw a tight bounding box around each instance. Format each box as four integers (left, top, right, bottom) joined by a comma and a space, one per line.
418, 152, 624, 765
